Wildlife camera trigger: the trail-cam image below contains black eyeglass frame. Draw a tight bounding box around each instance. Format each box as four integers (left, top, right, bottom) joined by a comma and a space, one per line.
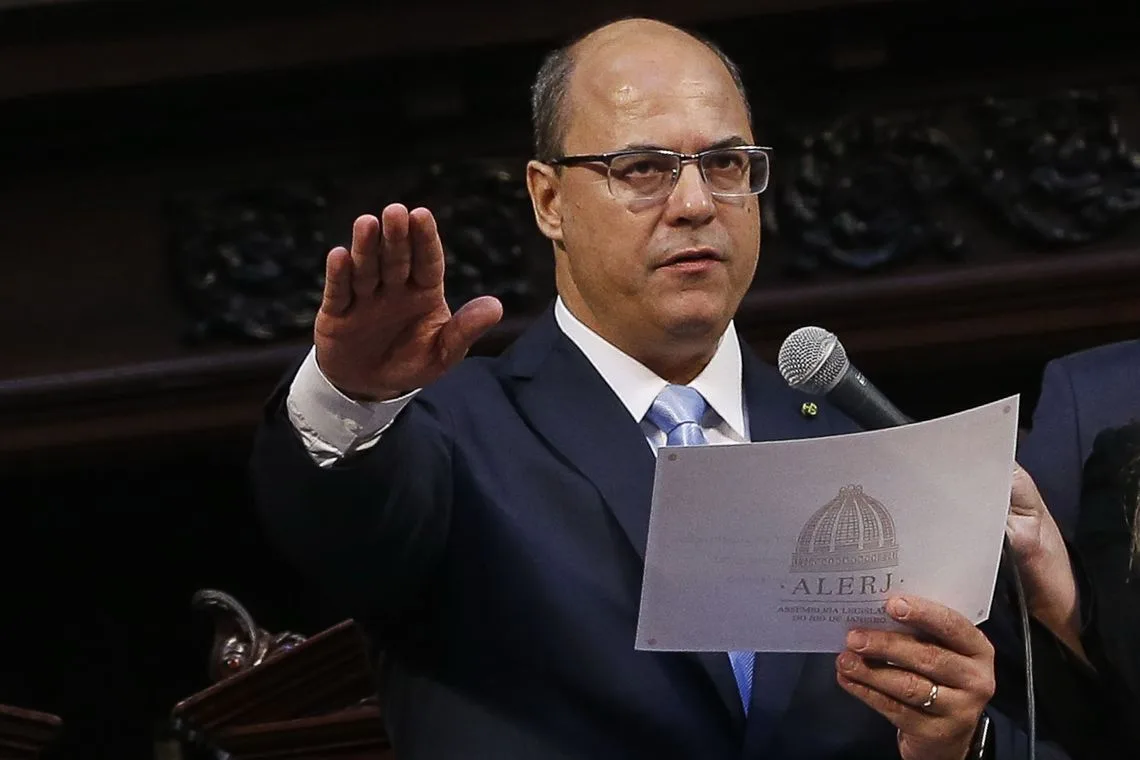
545, 145, 773, 199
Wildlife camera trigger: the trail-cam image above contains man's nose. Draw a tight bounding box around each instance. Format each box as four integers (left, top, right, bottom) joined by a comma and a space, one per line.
665, 162, 715, 224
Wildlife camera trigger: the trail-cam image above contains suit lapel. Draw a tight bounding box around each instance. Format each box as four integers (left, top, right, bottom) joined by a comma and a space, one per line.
499, 310, 748, 728
741, 345, 849, 446
501, 310, 658, 560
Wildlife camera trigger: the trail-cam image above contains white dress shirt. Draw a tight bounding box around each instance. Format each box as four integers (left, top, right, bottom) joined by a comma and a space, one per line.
286, 297, 749, 466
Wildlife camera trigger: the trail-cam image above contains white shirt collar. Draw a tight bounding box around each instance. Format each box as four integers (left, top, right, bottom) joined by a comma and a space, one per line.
553, 296, 747, 438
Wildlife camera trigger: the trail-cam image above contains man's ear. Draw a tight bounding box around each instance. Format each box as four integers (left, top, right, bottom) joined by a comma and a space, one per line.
526, 160, 563, 243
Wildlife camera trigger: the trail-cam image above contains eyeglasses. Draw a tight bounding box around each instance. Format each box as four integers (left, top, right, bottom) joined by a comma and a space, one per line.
547, 146, 771, 203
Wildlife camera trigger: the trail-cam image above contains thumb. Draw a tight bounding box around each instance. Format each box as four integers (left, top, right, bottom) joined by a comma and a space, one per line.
437, 296, 504, 367
1009, 465, 1044, 516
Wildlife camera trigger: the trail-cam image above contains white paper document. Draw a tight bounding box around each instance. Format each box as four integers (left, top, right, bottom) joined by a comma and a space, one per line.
635, 395, 1020, 654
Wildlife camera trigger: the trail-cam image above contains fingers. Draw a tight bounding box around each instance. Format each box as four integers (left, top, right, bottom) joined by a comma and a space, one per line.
836, 654, 950, 714
844, 628, 978, 690
350, 215, 381, 297
409, 207, 446, 288
345, 205, 443, 298
837, 606, 994, 758
380, 203, 412, 286
882, 596, 994, 660
836, 640, 990, 752
834, 670, 966, 744
321, 246, 353, 316
436, 296, 504, 367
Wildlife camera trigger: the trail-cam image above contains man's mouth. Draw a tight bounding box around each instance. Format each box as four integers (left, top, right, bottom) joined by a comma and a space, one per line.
657, 248, 725, 268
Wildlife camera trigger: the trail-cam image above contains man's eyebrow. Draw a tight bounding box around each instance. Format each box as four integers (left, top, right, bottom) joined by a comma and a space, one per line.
614, 136, 750, 152
705, 136, 749, 150
614, 142, 667, 152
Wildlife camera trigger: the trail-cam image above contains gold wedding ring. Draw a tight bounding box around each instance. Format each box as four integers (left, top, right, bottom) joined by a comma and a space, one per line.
921, 683, 939, 711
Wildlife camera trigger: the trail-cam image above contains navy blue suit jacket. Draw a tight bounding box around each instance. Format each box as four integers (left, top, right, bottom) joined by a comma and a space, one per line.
1017, 339, 1140, 534
252, 307, 1065, 759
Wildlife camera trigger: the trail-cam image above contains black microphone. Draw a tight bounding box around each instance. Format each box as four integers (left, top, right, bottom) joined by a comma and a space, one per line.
776, 326, 910, 430
777, 325, 1034, 760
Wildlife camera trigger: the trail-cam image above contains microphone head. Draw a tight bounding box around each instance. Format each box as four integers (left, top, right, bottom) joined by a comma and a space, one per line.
777, 326, 850, 394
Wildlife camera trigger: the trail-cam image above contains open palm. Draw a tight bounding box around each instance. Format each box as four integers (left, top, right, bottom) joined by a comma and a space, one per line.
314, 204, 503, 401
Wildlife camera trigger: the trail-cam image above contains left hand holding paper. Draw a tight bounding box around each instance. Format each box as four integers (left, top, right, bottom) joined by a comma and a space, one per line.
835, 595, 995, 760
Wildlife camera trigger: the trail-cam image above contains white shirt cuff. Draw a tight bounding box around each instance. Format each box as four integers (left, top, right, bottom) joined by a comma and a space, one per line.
285, 346, 419, 462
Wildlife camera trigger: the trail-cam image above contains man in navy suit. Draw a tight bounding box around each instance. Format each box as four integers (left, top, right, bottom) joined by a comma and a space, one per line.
251, 18, 1067, 759
1018, 339, 1140, 534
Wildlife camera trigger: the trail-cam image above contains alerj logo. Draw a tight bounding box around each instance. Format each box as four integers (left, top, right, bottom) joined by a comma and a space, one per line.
788, 484, 899, 599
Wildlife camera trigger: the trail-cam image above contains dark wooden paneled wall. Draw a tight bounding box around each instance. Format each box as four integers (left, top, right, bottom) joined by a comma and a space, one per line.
0, 0, 1137, 756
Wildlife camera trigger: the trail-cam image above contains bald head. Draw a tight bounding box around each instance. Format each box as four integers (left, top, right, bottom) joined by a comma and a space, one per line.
574, 17, 723, 58
530, 18, 750, 162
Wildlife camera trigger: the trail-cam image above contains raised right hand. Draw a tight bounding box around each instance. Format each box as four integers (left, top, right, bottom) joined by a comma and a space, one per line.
314, 204, 503, 401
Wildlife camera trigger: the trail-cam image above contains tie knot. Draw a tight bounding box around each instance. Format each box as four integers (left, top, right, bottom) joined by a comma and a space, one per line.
646, 385, 710, 446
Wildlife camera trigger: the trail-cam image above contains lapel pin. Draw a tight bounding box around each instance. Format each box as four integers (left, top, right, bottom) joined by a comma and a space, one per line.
801, 402, 818, 419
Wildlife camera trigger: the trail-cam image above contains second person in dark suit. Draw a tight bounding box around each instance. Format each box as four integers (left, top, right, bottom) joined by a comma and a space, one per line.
1018, 339, 1140, 534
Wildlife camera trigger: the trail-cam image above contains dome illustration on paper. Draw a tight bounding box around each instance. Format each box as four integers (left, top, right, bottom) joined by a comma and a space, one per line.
790, 485, 899, 573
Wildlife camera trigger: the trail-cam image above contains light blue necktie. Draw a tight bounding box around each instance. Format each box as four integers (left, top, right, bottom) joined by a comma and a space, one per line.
645, 384, 755, 715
